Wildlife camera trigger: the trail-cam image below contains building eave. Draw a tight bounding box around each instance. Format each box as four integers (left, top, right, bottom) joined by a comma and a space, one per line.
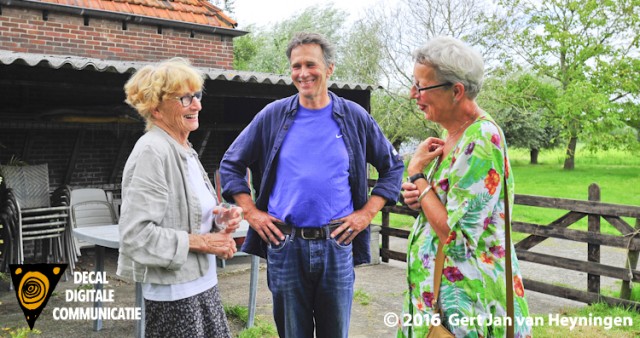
0, 0, 247, 37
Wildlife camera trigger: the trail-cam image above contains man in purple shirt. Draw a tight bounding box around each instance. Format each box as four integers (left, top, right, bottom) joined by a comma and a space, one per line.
220, 32, 404, 337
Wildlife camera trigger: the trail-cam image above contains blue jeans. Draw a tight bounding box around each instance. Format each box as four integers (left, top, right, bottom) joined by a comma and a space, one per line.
266, 230, 355, 338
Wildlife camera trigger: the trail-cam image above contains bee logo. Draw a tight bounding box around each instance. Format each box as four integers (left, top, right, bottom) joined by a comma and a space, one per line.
9, 264, 67, 330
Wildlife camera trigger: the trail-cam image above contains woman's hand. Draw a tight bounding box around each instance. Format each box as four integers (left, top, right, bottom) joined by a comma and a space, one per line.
189, 232, 237, 259
402, 182, 421, 210
407, 137, 444, 175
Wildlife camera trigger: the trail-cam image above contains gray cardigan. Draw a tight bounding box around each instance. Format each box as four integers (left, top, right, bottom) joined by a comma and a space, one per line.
116, 127, 216, 284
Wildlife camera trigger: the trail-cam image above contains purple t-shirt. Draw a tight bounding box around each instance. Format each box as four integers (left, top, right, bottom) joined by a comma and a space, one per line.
268, 101, 353, 227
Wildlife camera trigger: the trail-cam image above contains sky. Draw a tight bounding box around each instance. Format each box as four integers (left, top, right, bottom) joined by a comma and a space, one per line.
231, 0, 386, 28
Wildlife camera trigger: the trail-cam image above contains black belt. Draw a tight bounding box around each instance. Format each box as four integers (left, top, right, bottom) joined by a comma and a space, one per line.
274, 221, 343, 240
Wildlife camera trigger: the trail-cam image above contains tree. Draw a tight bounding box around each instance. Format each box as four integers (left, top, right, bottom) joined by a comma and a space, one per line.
333, 19, 383, 85
480, 71, 562, 164
232, 24, 258, 70
209, 0, 235, 16
352, 0, 503, 152
493, 0, 640, 169
233, 5, 348, 75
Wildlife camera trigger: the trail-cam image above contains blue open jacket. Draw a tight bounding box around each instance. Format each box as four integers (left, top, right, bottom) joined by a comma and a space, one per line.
220, 91, 404, 265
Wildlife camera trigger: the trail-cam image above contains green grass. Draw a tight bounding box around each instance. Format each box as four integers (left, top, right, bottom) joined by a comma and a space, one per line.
601, 280, 640, 302
224, 304, 278, 338
509, 147, 640, 205
353, 288, 371, 305
510, 148, 639, 240
531, 303, 640, 337
0, 327, 41, 338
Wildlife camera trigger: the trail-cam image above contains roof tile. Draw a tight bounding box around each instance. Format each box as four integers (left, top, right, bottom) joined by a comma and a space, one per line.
36, 0, 237, 28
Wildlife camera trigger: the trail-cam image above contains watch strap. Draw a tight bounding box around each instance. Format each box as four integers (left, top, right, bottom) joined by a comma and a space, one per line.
408, 173, 426, 184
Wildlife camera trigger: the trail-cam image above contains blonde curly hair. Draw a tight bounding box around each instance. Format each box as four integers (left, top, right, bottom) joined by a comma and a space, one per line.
124, 57, 204, 131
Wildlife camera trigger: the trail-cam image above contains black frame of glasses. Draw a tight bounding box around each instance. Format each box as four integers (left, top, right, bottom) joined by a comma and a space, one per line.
413, 82, 452, 93
175, 91, 203, 107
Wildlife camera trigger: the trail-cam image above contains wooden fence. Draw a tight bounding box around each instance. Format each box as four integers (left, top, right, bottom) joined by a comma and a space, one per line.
377, 183, 640, 310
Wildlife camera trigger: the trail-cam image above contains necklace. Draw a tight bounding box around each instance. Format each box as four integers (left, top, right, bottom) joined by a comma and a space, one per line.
442, 113, 483, 156
447, 117, 475, 139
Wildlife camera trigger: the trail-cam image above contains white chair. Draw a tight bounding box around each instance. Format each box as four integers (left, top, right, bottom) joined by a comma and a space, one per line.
70, 188, 118, 256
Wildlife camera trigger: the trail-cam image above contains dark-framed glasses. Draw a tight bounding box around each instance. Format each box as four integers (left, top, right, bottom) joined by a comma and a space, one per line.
175, 91, 202, 107
413, 82, 452, 93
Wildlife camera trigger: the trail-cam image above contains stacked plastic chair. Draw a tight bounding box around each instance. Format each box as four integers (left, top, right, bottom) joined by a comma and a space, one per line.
0, 164, 73, 273
0, 181, 18, 276
70, 188, 118, 256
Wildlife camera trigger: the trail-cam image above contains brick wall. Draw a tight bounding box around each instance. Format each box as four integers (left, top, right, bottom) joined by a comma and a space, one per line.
0, 128, 229, 192
0, 7, 234, 68
0, 129, 123, 188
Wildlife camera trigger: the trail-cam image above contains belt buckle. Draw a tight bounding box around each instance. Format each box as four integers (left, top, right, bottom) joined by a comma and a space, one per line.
300, 228, 321, 240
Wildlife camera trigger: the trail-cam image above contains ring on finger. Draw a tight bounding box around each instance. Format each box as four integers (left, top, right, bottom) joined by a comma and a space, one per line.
346, 228, 354, 234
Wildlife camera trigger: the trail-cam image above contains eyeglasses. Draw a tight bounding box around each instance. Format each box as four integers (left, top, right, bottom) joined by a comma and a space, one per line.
412, 82, 452, 94
175, 91, 202, 107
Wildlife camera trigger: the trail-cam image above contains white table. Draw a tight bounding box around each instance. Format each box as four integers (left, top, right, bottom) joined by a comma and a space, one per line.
72, 225, 145, 337
72, 223, 259, 334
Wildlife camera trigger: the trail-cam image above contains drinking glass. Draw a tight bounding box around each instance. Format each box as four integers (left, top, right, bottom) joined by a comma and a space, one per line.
214, 203, 241, 230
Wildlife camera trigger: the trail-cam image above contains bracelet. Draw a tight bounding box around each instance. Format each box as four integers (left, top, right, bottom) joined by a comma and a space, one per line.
417, 184, 432, 203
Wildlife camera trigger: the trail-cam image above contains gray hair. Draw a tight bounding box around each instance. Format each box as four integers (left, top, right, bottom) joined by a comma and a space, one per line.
412, 36, 484, 99
286, 32, 336, 67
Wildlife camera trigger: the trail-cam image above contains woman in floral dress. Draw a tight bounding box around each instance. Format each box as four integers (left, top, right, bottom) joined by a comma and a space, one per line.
398, 36, 532, 338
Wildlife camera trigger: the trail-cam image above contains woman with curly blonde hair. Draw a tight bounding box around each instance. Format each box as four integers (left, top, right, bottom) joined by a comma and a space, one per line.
117, 57, 241, 337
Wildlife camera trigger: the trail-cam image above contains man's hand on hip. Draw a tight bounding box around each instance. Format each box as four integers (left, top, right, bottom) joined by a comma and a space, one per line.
245, 208, 285, 245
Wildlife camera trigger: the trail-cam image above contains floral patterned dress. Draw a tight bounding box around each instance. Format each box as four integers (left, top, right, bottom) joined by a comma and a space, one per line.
398, 114, 532, 338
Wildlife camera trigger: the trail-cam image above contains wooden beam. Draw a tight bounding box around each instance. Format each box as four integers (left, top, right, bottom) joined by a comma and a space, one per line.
515, 194, 640, 218
21, 130, 34, 162
380, 248, 407, 262
379, 226, 410, 239
621, 218, 640, 300
0, 122, 246, 131
523, 279, 640, 310
65, 130, 84, 185
109, 132, 133, 184
516, 249, 640, 282
588, 184, 601, 293
197, 129, 211, 157
515, 211, 586, 250
512, 222, 640, 251
2, 121, 143, 131
603, 215, 636, 235
382, 205, 419, 217
0, 79, 123, 92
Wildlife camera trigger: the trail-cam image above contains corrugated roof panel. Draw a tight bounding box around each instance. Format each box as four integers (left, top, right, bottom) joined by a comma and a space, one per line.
0, 51, 377, 91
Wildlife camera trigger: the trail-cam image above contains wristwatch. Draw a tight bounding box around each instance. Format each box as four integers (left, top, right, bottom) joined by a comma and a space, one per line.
408, 173, 427, 184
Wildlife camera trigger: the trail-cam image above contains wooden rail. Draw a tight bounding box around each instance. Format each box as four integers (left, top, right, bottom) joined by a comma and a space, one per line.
377, 183, 640, 310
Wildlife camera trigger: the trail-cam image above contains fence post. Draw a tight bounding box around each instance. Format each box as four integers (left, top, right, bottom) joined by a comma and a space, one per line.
381, 209, 390, 263
588, 183, 601, 294
620, 218, 640, 300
